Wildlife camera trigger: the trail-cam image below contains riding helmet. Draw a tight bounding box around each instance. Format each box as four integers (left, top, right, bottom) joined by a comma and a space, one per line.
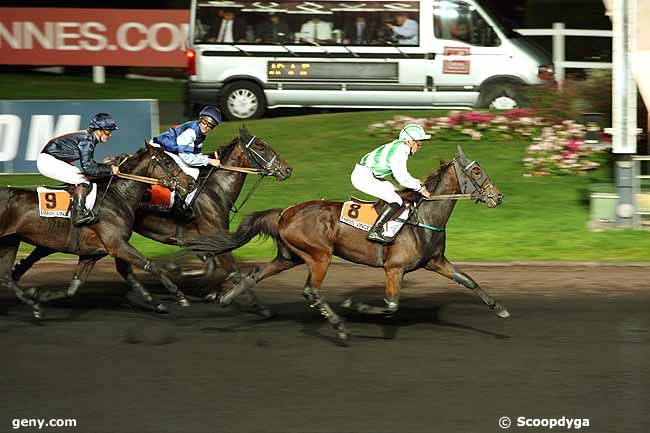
89, 113, 119, 131
199, 105, 222, 128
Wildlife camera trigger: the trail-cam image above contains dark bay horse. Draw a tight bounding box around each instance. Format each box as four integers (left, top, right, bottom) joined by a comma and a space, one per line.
0, 142, 193, 318
189, 146, 508, 342
12, 127, 292, 311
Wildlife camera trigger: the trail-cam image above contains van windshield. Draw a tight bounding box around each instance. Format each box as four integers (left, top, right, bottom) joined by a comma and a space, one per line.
194, 1, 420, 46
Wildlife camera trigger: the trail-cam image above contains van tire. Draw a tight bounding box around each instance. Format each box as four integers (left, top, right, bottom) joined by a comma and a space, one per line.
219, 81, 266, 120
478, 82, 524, 110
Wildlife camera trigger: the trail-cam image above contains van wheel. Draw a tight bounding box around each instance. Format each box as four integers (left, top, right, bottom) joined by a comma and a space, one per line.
220, 81, 266, 120
478, 83, 523, 110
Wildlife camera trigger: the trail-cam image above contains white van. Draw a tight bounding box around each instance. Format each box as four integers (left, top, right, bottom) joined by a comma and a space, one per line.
186, 0, 553, 120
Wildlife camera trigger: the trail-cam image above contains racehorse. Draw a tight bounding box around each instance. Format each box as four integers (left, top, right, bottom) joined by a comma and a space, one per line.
0, 142, 194, 318
11, 127, 292, 314
188, 146, 508, 343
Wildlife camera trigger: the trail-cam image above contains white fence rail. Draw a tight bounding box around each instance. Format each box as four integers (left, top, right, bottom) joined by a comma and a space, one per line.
515, 22, 613, 85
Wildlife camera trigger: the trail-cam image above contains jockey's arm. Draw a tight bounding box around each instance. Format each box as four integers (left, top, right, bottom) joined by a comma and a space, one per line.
390, 148, 422, 191
78, 140, 113, 178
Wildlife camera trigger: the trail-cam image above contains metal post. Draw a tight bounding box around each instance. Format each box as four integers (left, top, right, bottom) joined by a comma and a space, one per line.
612, 0, 637, 228
552, 22, 565, 88
92, 66, 105, 84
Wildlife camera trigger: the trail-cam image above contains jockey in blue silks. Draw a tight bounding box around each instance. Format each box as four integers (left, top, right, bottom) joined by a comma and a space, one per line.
151, 105, 222, 219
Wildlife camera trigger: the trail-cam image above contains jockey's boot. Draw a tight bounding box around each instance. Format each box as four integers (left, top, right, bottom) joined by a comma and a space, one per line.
367, 202, 402, 244
70, 183, 97, 226
172, 198, 196, 222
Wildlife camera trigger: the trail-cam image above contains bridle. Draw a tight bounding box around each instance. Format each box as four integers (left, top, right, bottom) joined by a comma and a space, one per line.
238, 134, 283, 177
452, 157, 496, 204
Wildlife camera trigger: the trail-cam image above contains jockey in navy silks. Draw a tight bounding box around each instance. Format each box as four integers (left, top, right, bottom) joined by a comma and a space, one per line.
151, 105, 223, 219
37, 113, 120, 226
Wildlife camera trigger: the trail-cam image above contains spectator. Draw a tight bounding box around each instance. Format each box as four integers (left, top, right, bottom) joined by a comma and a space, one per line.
258, 13, 290, 44
207, 10, 247, 43
343, 15, 375, 45
385, 12, 418, 45
299, 16, 333, 44
450, 22, 471, 43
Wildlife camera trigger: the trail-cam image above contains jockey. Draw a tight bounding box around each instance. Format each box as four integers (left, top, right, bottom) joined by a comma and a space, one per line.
37, 113, 120, 226
351, 123, 432, 244
151, 105, 222, 219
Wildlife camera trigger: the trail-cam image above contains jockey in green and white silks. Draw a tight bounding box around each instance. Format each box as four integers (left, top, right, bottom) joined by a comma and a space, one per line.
351, 123, 432, 243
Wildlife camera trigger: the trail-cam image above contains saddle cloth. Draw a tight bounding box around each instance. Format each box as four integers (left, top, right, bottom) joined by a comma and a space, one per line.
140, 184, 176, 212
37, 185, 97, 218
339, 199, 410, 238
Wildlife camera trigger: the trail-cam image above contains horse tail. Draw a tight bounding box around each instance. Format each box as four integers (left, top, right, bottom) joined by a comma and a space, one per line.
188, 208, 282, 255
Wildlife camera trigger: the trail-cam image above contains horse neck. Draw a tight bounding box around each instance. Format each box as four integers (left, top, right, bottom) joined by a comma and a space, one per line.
418, 163, 461, 227
108, 153, 152, 205
206, 144, 249, 207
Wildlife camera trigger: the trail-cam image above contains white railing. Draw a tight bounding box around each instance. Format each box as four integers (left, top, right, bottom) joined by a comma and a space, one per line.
515, 22, 613, 85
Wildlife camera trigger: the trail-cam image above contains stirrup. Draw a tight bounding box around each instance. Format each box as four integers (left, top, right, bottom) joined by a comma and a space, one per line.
71, 209, 98, 226
367, 230, 394, 244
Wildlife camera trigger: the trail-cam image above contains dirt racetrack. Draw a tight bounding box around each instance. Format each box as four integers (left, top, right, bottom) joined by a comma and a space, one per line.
1, 260, 649, 433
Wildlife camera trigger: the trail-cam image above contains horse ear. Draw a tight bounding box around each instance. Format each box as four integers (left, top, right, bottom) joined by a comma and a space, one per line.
144, 139, 153, 153
457, 145, 466, 159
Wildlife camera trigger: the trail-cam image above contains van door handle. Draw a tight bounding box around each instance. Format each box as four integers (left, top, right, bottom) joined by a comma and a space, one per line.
426, 53, 436, 60
426, 76, 434, 92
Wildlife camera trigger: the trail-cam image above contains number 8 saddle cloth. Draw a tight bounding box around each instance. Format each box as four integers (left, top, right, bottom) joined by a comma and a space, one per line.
339, 197, 411, 239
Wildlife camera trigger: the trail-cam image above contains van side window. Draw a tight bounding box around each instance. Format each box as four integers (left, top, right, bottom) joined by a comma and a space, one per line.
433, 0, 500, 47
195, 1, 420, 46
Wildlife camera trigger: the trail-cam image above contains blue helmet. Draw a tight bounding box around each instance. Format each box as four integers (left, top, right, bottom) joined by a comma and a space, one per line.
89, 113, 119, 131
199, 105, 222, 128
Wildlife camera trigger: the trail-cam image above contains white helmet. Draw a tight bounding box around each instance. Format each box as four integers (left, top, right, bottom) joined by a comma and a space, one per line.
399, 124, 431, 142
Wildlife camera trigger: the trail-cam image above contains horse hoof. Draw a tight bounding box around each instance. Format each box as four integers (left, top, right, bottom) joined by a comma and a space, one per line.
497, 307, 510, 318
341, 298, 353, 309
155, 304, 169, 314
178, 298, 191, 307
204, 292, 218, 302
32, 307, 43, 320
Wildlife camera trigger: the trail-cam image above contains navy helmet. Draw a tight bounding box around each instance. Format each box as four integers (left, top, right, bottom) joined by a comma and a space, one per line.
89, 113, 119, 131
199, 105, 222, 128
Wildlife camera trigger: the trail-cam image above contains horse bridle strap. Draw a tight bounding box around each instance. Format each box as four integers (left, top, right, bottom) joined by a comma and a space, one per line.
219, 165, 262, 174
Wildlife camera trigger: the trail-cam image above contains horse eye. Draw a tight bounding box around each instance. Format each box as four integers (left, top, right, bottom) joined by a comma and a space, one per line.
471, 167, 482, 178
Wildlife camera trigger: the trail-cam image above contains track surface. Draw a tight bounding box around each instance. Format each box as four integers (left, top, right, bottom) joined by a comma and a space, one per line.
1, 261, 649, 433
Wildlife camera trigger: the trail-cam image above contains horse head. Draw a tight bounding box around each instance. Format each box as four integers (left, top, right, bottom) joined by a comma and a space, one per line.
454, 145, 503, 208
233, 126, 292, 180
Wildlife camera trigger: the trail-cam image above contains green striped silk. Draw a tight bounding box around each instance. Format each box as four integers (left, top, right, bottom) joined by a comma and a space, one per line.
359, 140, 403, 177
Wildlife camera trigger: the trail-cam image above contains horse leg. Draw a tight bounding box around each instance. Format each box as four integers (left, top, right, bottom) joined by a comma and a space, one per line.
107, 240, 190, 307
12, 246, 54, 282
298, 253, 349, 343
342, 266, 404, 316
115, 258, 167, 314
21, 257, 98, 319
204, 252, 241, 301
219, 252, 302, 307
0, 237, 43, 316
425, 256, 509, 318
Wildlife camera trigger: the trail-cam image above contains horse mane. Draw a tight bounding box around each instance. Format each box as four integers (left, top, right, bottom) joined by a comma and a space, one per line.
399, 159, 455, 202
216, 138, 239, 160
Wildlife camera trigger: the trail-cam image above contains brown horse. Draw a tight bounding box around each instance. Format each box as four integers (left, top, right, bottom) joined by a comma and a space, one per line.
189, 146, 508, 343
11, 127, 292, 314
0, 142, 194, 318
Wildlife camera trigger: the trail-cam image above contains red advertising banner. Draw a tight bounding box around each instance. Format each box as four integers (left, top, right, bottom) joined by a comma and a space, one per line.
0, 8, 189, 67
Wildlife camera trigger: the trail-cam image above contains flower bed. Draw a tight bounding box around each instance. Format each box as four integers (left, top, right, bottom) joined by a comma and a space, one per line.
368, 110, 609, 176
